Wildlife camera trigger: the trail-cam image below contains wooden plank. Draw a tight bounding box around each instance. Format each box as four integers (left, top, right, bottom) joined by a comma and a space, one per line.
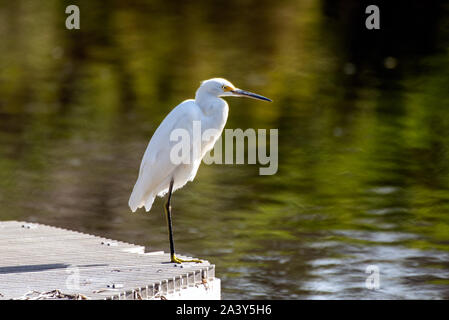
0, 221, 218, 300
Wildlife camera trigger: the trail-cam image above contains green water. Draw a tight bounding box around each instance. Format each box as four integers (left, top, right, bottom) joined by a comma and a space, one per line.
1, 1, 449, 299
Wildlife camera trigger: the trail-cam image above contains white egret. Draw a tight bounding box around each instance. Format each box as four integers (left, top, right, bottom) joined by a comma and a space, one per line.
129, 78, 271, 263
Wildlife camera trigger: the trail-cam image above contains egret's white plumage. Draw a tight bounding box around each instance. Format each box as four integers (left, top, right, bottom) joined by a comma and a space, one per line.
129, 78, 270, 213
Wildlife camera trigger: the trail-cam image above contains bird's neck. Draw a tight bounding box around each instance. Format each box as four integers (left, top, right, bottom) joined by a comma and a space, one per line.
195, 92, 224, 115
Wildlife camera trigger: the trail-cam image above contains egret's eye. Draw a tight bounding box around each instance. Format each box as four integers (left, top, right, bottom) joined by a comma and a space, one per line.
222, 85, 233, 92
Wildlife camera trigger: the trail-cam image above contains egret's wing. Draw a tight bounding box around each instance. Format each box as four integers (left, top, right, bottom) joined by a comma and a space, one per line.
138, 99, 200, 177
129, 99, 201, 212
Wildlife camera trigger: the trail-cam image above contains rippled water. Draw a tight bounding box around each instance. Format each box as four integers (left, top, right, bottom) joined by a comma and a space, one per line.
1, 1, 449, 299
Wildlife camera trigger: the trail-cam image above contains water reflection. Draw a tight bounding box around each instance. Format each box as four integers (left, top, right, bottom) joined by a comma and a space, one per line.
1, 0, 449, 299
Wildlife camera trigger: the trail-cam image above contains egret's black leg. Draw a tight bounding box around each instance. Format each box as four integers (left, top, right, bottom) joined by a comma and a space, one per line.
165, 178, 176, 258
164, 178, 202, 264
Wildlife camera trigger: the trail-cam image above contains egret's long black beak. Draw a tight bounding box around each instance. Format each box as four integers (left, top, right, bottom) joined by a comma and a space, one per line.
232, 89, 272, 102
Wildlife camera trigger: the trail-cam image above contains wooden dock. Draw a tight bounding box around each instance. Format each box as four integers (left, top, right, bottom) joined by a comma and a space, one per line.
0, 221, 220, 300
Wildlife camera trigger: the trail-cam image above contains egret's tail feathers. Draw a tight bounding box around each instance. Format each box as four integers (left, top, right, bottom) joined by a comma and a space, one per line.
128, 185, 155, 213
144, 196, 155, 212
128, 191, 141, 212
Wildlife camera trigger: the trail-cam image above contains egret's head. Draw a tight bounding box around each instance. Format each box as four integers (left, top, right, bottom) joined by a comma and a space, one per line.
197, 78, 272, 102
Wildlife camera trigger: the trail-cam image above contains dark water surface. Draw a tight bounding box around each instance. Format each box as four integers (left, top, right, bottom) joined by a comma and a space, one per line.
1, 1, 449, 299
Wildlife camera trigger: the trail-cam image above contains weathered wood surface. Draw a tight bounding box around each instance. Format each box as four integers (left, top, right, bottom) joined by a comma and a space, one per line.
0, 221, 217, 300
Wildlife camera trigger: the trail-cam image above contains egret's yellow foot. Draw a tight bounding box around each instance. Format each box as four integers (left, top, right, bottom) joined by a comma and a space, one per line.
171, 254, 202, 264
